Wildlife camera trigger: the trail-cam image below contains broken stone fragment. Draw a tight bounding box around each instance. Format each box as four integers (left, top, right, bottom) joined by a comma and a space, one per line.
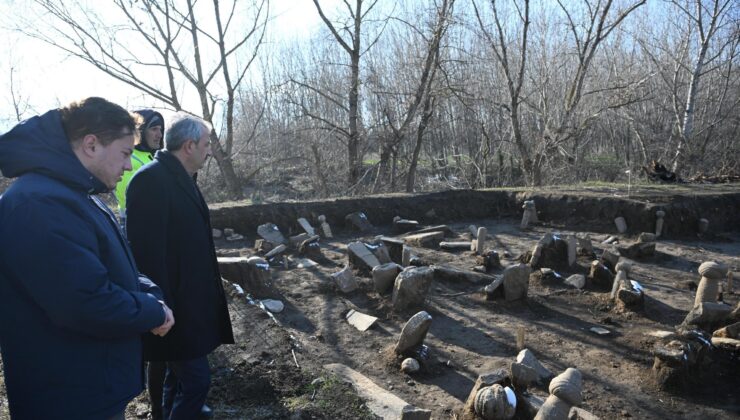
566, 235, 577, 267
257, 223, 286, 245
395, 311, 433, 355
683, 302, 732, 326
617, 287, 644, 309
254, 238, 273, 254
529, 233, 570, 271
601, 235, 618, 244
332, 266, 358, 293
484, 276, 504, 300
345, 211, 373, 232
576, 234, 594, 256
710, 336, 740, 351
392, 267, 434, 311
345, 309, 378, 331
404, 231, 444, 248
299, 236, 322, 259
289, 232, 310, 247
226, 233, 244, 242
638, 232, 656, 243
224, 228, 234, 237
323, 363, 430, 420
218, 256, 271, 296
599, 248, 620, 272
516, 349, 553, 384
372, 262, 403, 294
616, 241, 655, 259
440, 241, 473, 250
393, 217, 420, 233
564, 274, 585, 289
510, 362, 538, 390
377, 236, 404, 264
402, 245, 413, 266
713, 321, 740, 339
297, 217, 315, 236
502, 264, 532, 301
400, 358, 420, 374
468, 225, 478, 238
365, 241, 392, 264
212, 228, 223, 239
588, 260, 614, 289
477, 250, 501, 271
432, 265, 496, 284
347, 241, 381, 272
264, 244, 287, 259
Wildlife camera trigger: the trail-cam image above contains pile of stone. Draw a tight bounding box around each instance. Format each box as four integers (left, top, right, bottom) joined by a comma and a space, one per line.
460, 348, 593, 420
651, 261, 739, 389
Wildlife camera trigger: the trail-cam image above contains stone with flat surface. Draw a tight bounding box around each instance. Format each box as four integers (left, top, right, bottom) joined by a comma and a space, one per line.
392, 266, 434, 310
345, 212, 373, 232
297, 217, 315, 236
404, 231, 444, 248
395, 311, 433, 355
503, 263, 532, 301
332, 266, 358, 293
257, 223, 286, 245
323, 363, 431, 420
347, 241, 381, 271
346, 309, 378, 331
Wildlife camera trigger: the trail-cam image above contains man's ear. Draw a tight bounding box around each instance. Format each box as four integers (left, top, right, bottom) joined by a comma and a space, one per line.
79, 134, 99, 157
184, 139, 196, 154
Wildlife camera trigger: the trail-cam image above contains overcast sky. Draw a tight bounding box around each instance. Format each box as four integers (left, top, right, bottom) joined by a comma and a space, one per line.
0, 0, 341, 131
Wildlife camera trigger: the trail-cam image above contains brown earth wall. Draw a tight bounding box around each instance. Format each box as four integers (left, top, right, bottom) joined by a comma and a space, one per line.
209, 189, 740, 239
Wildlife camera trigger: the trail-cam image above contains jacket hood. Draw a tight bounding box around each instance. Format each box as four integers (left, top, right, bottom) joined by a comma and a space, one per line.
134, 109, 165, 152
0, 109, 107, 194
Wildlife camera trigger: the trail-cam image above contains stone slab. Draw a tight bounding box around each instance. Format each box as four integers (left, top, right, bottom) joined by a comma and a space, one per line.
403, 231, 444, 248
257, 223, 286, 245
346, 309, 378, 331
323, 363, 431, 420
297, 217, 315, 235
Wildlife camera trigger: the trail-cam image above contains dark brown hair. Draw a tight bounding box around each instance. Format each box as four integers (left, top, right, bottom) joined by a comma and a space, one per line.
60, 97, 142, 145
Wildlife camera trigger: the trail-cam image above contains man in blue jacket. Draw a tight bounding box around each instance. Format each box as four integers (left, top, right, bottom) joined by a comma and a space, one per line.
127, 112, 234, 419
0, 97, 175, 420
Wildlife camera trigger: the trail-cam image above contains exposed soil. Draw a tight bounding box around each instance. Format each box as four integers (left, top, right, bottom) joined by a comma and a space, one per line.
1, 184, 739, 419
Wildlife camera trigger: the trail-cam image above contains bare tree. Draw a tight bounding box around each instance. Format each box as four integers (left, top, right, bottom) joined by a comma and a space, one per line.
473, 0, 531, 183
668, 0, 735, 173
311, 0, 383, 187
21, 0, 269, 199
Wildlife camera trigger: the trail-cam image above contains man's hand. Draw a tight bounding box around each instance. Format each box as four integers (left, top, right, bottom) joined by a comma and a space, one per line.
151, 301, 174, 337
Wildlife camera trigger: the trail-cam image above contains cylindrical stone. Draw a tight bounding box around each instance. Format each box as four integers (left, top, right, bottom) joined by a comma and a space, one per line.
695, 261, 729, 305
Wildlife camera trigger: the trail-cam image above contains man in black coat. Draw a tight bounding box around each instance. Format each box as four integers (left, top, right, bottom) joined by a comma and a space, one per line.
126, 112, 234, 420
